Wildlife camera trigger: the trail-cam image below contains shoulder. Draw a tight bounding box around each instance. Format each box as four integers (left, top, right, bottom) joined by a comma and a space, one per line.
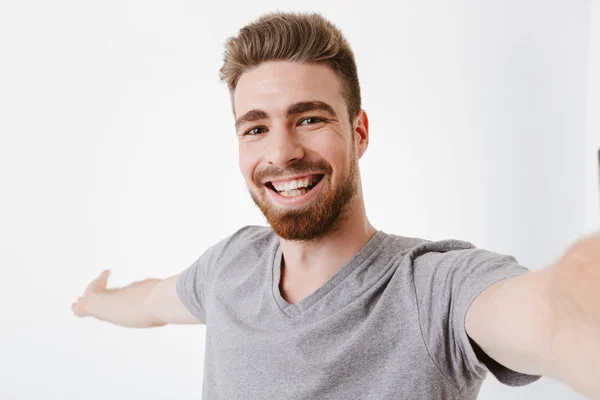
382, 234, 520, 282
381, 231, 477, 262
222, 224, 275, 245
207, 225, 277, 259
409, 237, 477, 256
408, 238, 520, 271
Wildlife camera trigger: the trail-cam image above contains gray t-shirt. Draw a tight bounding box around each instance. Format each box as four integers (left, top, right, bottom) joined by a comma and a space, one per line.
177, 225, 541, 399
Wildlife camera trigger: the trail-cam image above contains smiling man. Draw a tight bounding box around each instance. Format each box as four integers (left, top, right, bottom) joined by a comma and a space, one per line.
72, 11, 600, 399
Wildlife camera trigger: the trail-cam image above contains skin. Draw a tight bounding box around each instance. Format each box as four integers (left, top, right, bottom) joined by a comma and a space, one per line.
234, 60, 377, 303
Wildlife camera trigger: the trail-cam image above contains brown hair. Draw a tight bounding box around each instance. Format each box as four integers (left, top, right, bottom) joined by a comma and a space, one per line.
218, 11, 361, 124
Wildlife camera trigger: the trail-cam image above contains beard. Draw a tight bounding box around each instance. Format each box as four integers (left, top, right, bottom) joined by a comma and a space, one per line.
248, 153, 359, 242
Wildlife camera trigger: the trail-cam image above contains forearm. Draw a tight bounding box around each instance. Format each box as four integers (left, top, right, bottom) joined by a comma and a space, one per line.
84, 278, 163, 328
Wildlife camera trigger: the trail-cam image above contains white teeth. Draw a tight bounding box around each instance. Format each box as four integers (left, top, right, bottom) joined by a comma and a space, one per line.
280, 188, 307, 197
272, 176, 316, 192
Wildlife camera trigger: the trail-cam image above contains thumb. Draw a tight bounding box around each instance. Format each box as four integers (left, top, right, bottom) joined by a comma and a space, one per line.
85, 269, 111, 294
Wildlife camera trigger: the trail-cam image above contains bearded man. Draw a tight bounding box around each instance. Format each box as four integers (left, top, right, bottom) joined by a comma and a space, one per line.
73, 11, 600, 400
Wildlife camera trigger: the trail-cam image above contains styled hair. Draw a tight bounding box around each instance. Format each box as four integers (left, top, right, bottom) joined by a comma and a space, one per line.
218, 11, 361, 124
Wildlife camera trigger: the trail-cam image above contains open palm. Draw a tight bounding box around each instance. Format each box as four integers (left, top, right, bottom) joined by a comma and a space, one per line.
71, 269, 111, 317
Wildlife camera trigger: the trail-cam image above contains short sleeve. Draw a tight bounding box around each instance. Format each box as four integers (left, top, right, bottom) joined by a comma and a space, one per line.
176, 246, 215, 325
176, 225, 272, 326
412, 240, 543, 391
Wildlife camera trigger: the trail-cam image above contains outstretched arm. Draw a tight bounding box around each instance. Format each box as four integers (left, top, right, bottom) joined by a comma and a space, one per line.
465, 233, 600, 399
71, 270, 201, 328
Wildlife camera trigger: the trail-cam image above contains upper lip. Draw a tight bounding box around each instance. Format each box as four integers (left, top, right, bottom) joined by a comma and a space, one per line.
265, 173, 324, 185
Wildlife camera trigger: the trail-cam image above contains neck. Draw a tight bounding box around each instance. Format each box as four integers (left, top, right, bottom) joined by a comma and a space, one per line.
278, 195, 377, 277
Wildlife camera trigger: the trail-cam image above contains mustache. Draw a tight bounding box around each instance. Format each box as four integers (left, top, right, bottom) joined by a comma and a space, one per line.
254, 159, 333, 185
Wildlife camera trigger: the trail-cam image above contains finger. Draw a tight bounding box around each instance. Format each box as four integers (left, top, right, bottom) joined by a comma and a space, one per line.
96, 269, 111, 289
72, 295, 92, 317
71, 300, 83, 317
85, 269, 111, 294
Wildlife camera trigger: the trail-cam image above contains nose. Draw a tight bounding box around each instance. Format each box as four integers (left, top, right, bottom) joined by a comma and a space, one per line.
265, 130, 305, 167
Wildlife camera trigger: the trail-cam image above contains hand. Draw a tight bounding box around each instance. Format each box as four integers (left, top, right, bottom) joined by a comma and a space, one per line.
71, 269, 111, 317
558, 232, 600, 269
550, 233, 600, 327
546, 233, 600, 398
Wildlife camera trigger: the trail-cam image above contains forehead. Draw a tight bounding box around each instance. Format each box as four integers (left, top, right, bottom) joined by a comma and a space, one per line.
233, 61, 345, 118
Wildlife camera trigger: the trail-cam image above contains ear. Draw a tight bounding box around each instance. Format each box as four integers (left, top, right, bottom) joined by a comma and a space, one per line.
353, 109, 369, 159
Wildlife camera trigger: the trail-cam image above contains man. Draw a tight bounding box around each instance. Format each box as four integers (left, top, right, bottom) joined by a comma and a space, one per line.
72, 11, 600, 399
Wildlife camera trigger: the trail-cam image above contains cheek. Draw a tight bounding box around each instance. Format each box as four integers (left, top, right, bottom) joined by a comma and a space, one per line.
308, 132, 344, 157
306, 135, 349, 180
319, 142, 347, 168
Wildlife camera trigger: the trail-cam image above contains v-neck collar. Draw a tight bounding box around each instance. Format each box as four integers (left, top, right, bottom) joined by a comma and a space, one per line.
270, 231, 387, 318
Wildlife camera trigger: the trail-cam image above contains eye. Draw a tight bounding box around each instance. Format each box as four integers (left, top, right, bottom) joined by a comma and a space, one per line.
243, 126, 267, 136
299, 117, 326, 125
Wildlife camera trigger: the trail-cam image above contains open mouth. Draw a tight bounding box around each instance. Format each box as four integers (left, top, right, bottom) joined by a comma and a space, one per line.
265, 174, 324, 198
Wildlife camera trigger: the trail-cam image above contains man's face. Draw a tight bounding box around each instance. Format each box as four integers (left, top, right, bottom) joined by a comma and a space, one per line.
234, 61, 364, 241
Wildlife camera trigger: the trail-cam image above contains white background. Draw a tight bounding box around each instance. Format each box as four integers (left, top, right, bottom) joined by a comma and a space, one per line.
0, 0, 597, 399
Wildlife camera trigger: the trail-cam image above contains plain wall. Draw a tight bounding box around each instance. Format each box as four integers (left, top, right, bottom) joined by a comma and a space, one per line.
0, 0, 594, 399
585, 0, 600, 235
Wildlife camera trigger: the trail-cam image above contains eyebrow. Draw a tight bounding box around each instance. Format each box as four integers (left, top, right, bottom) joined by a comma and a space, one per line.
234, 100, 339, 131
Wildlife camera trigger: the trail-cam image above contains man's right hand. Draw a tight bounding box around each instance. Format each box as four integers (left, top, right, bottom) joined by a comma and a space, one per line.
71, 271, 201, 328
72, 269, 111, 318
